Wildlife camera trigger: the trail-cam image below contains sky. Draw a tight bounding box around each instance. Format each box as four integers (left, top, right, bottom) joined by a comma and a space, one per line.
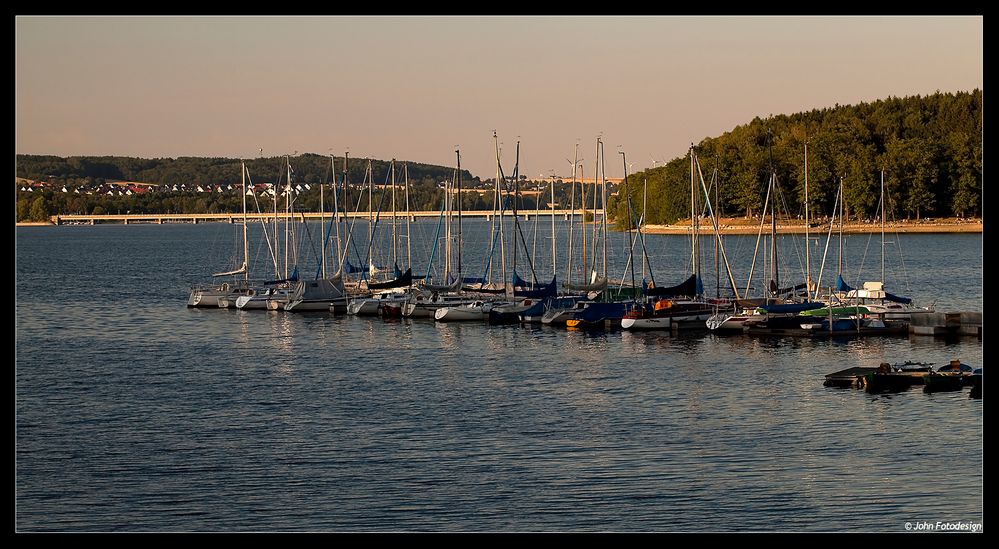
15, 16, 983, 180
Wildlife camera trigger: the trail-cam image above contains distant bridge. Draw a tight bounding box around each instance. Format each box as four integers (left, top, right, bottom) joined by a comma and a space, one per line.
51, 210, 606, 225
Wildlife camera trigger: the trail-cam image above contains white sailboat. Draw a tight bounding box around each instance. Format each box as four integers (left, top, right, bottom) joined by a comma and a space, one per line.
286, 154, 349, 312
406, 148, 480, 318
187, 160, 255, 308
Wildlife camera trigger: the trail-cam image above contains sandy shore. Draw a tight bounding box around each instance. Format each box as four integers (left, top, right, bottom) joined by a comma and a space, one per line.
641, 218, 983, 235
16, 217, 984, 233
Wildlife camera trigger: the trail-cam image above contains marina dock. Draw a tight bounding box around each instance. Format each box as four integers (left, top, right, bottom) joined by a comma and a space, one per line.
910, 312, 982, 337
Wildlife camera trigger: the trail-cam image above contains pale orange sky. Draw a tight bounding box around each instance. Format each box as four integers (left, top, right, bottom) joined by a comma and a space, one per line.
15, 16, 983, 179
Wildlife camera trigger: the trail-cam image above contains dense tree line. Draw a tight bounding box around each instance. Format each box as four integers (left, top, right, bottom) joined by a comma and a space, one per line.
610, 90, 982, 226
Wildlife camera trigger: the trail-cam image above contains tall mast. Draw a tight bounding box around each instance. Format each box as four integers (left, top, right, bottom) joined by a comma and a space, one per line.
443, 169, 451, 279
367, 159, 373, 276
331, 153, 340, 276
580, 162, 587, 283
404, 163, 412, 270
512, 140, 521, 285
290, 158, 297, 277
341, 153, 350, 273
590, 139, 600, 281
713, 165, 720, 298
770, 172, 778, 300
493, 132, 508, 293
693, 152, 741, 301
643, 176, 649, 284
550, 173, 556, 280
565, 144, 579, 286
804, 139, 811, 294
620, 151, 636, 293
838, 176, 844, 277
456, 148, 463, 283
600, 138, 608, 282
690, 145, 696, 275
391, 159, 398, 268
241, 160, 249, 282
272, 159, 279, 278
283, 156, 290, 279
881, 169, 886, 284
320, 155, 326, 279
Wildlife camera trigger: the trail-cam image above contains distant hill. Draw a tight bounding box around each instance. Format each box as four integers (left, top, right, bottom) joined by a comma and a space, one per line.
14, 153, 477, 189
611, 89, 981, 225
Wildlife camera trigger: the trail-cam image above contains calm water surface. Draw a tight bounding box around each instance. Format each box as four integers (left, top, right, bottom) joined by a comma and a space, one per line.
15, 222, 983, 532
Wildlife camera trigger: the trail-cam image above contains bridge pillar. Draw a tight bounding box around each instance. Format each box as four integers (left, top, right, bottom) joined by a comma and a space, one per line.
124, 218, 129, 225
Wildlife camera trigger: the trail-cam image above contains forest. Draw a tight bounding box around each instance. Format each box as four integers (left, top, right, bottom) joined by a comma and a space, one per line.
609, 90, 981, 227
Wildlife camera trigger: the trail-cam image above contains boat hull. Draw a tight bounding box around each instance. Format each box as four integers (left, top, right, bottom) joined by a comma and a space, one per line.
621, 316, 671, 330
434, 305, 487, 321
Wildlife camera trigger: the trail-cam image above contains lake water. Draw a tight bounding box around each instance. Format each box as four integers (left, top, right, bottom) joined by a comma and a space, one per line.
15, 221, 983, 532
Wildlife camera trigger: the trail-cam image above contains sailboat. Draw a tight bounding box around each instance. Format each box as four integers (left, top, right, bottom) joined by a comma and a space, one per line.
721, 139, 827, 334
796, 170, 931, 334
237, 156, 299, 310
404, 148, 478, 318
544, 137, 613, 327
346, 160, 415, 315
622, 147, 723, 331
187, 160, 258, 308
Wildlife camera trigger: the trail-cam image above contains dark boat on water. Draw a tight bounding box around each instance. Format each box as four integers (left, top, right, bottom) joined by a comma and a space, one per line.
924, 360, 975, 393
863, 362, 930, 393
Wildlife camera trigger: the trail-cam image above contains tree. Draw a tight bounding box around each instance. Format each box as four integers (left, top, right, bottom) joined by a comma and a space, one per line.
29, 196, 49, 221
17, 197, 31, 222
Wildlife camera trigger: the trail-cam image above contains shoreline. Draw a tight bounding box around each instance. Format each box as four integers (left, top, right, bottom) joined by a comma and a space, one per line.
640, 221, 983, 235
16, 217, 984, 234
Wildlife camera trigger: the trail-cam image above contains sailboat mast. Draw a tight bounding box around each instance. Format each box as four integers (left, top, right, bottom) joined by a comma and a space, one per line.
713, 167, 719, 298
319, 156, 326, 279
690, 145, 696, 275
770, 172, 778, 299
620, 151, 636, 293
242, 160, 249, 282
804, 140, 811, 293
589, 140, 600, 281
367, 159, 373, 277
881, 169, 885, 284
272, 160, 279, 278
512, 141, 521, 285
404, 163, 412, 271
565, 144, 578, 285
493, 133, 508, 294
551, 173, 556, 280
284, 156, 290, 280
693, 152, 741, 301
456, 148, 463, 283
600, 138, 608, 283
838, 176, 844, 277
332, 154, 341, 274
391, 159, 398, 268
341, 153, 350, 272
444, 170, 451, 280
642, 176, 648, 284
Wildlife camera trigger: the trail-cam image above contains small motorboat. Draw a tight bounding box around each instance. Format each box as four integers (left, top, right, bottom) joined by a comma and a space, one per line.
924, 360, 975, 393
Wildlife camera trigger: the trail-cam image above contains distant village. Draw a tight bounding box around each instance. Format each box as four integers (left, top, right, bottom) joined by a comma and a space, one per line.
16, 175, 620, 202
